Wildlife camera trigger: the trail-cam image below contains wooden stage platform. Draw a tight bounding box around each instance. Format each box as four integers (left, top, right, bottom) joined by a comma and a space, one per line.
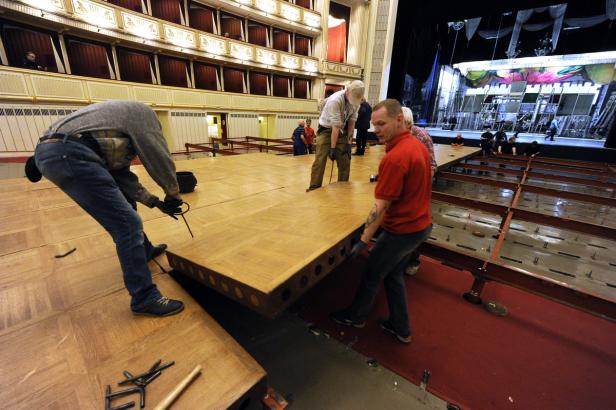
0, 179, 266, 408
163, 145, 480, 316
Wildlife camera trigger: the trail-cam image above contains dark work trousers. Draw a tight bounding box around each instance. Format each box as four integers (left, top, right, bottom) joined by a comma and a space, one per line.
348, 225, 432, 337
355, 128, 368, 154
119, 185, 155, 260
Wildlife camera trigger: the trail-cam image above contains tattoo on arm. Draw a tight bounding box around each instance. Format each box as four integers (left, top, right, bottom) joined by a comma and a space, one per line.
365, 203, 378, 226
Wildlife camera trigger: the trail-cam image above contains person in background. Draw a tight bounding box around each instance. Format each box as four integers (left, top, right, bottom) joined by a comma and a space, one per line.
330, 99, 432, 344
402, 107, 436, 177
493, 128, 507, 153
353, 98, 372, 156
524, 140, 540, 157
307, 80, 364, 191
479, 126, 494, 174
292, 120, 307, 156
451, 133, 465, 147
33, 101, 184, 317
23, 51, 46, 71
304, 118, 315, 154
546, 117, 558, 141
498, 135, 517, 155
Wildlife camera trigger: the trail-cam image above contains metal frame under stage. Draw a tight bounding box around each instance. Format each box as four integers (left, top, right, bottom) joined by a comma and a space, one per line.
422, 153, 616, 321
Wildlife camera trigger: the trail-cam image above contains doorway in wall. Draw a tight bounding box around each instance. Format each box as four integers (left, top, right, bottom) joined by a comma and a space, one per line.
258, 114, 276, 138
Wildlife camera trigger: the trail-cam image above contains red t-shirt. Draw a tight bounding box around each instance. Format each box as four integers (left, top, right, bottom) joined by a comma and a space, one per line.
305, 126, 315, 145
375, 131, 432, 234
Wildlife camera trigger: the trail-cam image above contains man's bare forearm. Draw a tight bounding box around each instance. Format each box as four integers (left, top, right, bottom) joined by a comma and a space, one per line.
360, 199, 391, 243
331, 126, 341, 148
346, 120, 356, 144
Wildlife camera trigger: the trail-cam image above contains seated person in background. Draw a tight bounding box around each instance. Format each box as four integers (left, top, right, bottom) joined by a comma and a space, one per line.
498, 135, 517, 155
451, 133, 465, 148
23, 51, 46, 71
524, 141, 540, 157
493, 129, 507, 152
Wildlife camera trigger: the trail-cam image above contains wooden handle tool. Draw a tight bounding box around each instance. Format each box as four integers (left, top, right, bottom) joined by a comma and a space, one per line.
152, 365, 202, 410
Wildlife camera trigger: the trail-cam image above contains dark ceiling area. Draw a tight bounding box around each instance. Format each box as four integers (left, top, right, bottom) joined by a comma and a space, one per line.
387, 0, 616, 100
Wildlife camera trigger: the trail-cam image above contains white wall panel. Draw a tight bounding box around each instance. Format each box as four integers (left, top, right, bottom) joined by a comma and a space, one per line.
169, 110, 209, 152
228, 113, 259, 139
0, 104, 80, 153
274, 113, 318, 140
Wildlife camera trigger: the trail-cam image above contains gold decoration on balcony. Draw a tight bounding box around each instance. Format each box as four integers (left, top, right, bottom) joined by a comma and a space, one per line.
200, 35, 227, 55
255, 48, 277, 66
255, 0, 276, 14
230, 43, 254, 61
72, 0, 117, 28
280, 54, 299, 69
122, 11, 160, 39
19, 0, 64, 12
302, 11, 320, 28
164, 24, 197, 48
280, 4, 300, 22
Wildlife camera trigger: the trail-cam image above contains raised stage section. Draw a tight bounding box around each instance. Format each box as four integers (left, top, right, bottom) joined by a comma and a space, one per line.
0, 178, 266, 409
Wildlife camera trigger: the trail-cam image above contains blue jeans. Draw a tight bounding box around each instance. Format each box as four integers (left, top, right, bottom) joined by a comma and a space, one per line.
35, 140, 161, 310
349, 225, 432, 336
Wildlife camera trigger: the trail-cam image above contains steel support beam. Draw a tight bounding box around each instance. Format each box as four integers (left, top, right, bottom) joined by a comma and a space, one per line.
437, 172, 519, 191
419, 242, 616, 322
498, 153, 612, 171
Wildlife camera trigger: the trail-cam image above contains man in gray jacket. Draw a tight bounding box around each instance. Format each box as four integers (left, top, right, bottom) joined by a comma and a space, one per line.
34, 100, 184, 316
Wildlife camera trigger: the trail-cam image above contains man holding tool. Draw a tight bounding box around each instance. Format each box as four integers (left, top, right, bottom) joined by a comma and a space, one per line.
31, 100, 185, 317
307, 80, 365, 191
330, 99, 432, 344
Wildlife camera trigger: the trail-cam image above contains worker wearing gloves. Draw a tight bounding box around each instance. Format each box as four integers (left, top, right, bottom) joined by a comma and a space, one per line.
307, 80, 364, 191
330, 99, 432, 344
30, 100, 185, 317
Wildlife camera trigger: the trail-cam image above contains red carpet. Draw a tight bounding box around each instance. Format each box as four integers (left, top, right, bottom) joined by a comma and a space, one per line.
298, 257, 616, 410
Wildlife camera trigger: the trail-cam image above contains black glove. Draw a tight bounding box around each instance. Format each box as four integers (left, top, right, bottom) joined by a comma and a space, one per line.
349, 240, 368, 258
155, 195, 183, 218
344, 143, 352, 159
328, 148, 337, 161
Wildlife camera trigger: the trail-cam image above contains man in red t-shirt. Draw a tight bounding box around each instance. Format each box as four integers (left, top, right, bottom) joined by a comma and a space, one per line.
304, 118, 315, 153
331, 99, 432, 344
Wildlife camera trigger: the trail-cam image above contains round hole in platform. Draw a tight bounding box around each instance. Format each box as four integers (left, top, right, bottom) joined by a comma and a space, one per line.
340, 247, 346, 256
209, 275, 216, 286
235, 287, 244, 299
197, 269, 205, 281
221, 282, 229, 292
328, 255, 335, 265
314, 264, 322, 276
281, 288, 291, 301
300, 275, 309, 288
250, 294, 260, 307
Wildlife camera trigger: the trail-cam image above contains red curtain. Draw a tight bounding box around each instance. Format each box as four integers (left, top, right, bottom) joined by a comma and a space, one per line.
325, 84, 344, 94
295, 0, 311, 9
2, 23, 58, 72
221, 13, 243, 40
158, 55, 188, 87
189, 3, 215, 33
106, 0, 142, 12
327, 22, 346, 62
294, 79, 309, 99
247, 22, 267, 47
249, 72, 268, 95
295, 35, 310, 56
223, 68, 245, 93
66, 37, 111, 79
273, 29, 290, 52
273, 75, 289, 97
151, 0, 182, 24
117, 47, 152, 84
194, 63, 218, 90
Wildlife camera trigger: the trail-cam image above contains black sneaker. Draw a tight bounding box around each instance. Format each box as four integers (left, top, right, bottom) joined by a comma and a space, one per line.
133, 296, 184, 317
378, 319, 411, 344
148, 244, 167, 261
330, 309, 365, 328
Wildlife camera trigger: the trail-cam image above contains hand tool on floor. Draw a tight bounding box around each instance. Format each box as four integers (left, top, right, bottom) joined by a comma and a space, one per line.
152, 365, 202, 410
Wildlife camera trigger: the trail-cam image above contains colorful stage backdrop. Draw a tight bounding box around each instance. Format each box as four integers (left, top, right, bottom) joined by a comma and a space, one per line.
466, 63, 615, 87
